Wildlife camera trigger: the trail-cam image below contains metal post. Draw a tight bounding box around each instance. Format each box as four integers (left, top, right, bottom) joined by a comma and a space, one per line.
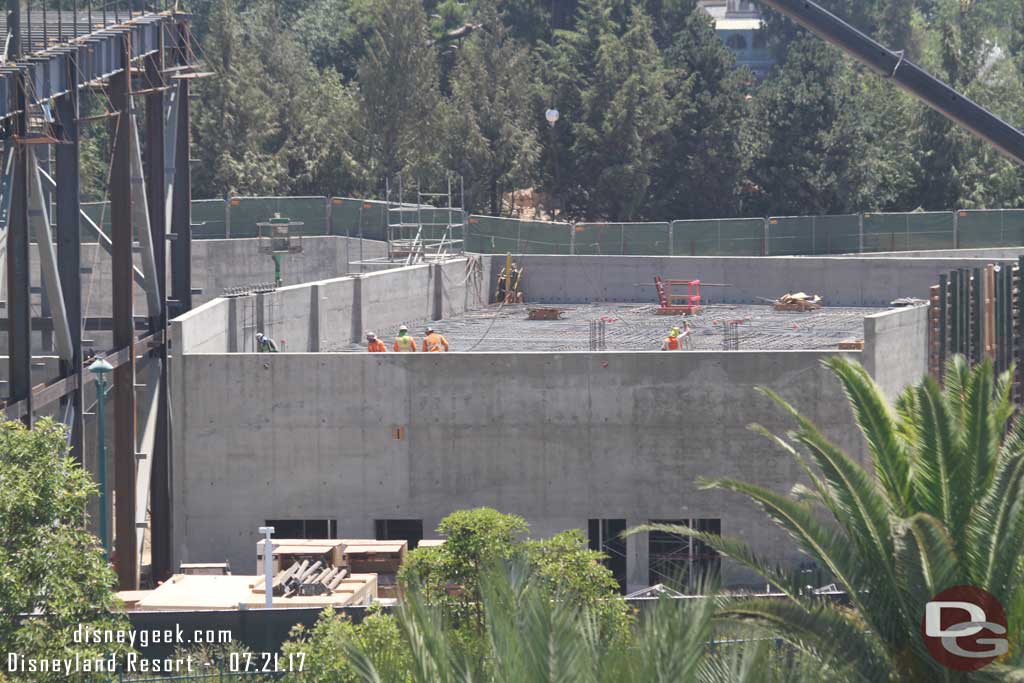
259, 526, 275, 608
170, 22, 192, 316
56, 55, 84, 463
109, 52, 138, 590
145, 48, 172, 582
7, 71, 32, 427
90, 359, 113, 556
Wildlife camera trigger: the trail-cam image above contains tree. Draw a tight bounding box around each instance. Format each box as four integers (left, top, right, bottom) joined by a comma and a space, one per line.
191, 0, 287, 197
643, 356, 1024, 679
342, 559, 826, 682
446, 0, 541, 214
647, 1, 750, 220
398, 507, 632, 674
353, 0, 443, 190
0, 419, 130, 683
570, 4, 670, 220
280, 606, 410, 683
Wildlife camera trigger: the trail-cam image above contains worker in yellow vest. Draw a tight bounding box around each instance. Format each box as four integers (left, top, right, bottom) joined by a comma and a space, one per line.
393, 325, 418, 352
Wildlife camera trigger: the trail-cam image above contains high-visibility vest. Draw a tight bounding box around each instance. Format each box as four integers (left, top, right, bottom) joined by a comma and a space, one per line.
394, 335, 417, 352
662, 336, 679, 351
423, 333, 449, 352
368, 339, 387, 352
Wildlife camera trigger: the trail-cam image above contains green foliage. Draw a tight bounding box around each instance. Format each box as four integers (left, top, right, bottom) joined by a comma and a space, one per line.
281, 606, 411, 683
635, 356, 1024, 679
398, 507, 631, 673
186, 0, 1024, 214
0, 419, 129, 683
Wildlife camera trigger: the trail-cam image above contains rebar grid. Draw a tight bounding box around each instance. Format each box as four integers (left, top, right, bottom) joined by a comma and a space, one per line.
328, 303, 887, 353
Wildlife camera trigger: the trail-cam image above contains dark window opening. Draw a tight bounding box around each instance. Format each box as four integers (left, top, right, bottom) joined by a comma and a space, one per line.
726, 34, 748, 50
753, 31, 767, 49
588, 518, 627, 593
648, 519, 721, 593
375, 519, 424, 550
265, 519, 337, 539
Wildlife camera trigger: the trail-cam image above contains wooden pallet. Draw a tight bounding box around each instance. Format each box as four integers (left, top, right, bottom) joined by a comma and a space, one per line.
838, 339, 865, 350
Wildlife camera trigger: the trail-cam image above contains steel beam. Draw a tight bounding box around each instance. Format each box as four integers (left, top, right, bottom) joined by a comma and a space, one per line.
145, 46, 172, 582
28, 152, 73, 362
128, 114, 161, 318
169, 22, 191, 318
6, 72, 31, 427
109, 54, 138, 590
56, 53, 83, 459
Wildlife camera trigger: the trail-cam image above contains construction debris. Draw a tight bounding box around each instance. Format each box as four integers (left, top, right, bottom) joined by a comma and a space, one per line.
528, 307, 565, 320
773, 293, 822, 312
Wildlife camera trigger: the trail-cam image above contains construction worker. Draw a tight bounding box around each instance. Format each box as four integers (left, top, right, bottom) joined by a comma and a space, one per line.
366, 332, 387, 352
661, 327, 681, 351
393, 325, 418, 352
422, 326, 449, 352
255, 332, 279, 353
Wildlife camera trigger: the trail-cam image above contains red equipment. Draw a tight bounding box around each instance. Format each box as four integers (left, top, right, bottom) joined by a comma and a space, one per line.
654, 277, 702, 315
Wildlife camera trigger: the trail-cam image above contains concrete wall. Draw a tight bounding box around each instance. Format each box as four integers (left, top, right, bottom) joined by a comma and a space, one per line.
170, 350, 864, 591
172, 257, 491, 354
863, 305, 931, 400
170, 298, 231, 354
500, 254, 1018, 307
855, 247, 1024, 259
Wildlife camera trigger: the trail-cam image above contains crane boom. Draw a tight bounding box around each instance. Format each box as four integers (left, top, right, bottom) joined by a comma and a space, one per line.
758, 0, 1024, 166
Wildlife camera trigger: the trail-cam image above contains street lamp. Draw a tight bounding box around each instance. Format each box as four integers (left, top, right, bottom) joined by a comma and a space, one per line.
89, 357, 113, 557
545, 108, 561, 219
258, 526, 275, 608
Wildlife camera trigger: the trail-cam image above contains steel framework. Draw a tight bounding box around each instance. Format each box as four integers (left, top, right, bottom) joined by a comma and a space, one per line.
0, 4, 198, 590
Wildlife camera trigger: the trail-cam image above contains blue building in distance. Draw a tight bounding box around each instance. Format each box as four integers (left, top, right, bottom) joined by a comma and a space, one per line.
699, 0, 775, 78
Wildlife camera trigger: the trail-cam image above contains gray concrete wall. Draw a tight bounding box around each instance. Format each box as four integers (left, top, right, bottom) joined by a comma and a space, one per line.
497, 254, 1018, 307
172, 257, 491, 354
863, 305, 931, 400
170, 350, 864, 591
170, 298, 231, 354
853, 247, 1024, 259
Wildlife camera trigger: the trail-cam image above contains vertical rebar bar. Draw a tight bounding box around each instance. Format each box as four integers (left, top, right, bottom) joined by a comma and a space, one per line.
938, 273, 948, 380
973, 268, 982, 364
43, 0, 48, 49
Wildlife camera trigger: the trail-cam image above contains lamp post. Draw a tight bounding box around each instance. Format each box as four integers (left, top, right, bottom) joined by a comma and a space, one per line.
545, 108, 561, 220
258, 526, 275, 608
89, 357, 113, 557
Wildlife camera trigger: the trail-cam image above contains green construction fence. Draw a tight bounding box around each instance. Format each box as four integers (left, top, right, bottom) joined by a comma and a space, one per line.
466, 215, 573, 254
862, 211, 956, 252
671, 218, 765, 256
571, 222, 671, 255
956, 209, 1024, 249
767, 214, 861, 255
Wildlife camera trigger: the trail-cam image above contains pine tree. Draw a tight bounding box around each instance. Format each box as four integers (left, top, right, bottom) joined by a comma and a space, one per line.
568, 3, 670, 220
354, 0, 443, 190
191, 0, 286, 197
447, 0, 541, 214
647, 1, 749, 219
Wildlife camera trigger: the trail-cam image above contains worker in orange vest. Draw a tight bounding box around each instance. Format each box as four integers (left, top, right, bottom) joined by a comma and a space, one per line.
422, 326, 450, 352
393, 325, 418, 352
366, 332, 387, 352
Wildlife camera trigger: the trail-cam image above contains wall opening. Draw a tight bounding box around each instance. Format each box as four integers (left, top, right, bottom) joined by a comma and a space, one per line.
648, 519, 721, 592
266, 519, 337, 539
588, 518, 627, 593
375, 519, 424, 550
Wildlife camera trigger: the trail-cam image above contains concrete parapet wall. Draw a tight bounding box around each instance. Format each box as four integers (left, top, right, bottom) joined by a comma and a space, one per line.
863, 305, 930, 399
501, 254, 1018, 307
172, 257, 490, 354
171, 349, 865, 591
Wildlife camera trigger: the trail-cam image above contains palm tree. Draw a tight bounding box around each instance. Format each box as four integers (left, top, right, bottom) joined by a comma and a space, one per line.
641, 356, 1024, 681
339, 560, 823, 682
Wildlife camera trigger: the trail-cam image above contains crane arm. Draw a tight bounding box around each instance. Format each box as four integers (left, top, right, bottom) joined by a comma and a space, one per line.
758, 0, 1024, 166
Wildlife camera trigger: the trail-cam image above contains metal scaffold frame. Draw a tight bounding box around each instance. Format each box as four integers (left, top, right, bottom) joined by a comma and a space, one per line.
350, 174, 466, 270
0, 5, 200, 591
